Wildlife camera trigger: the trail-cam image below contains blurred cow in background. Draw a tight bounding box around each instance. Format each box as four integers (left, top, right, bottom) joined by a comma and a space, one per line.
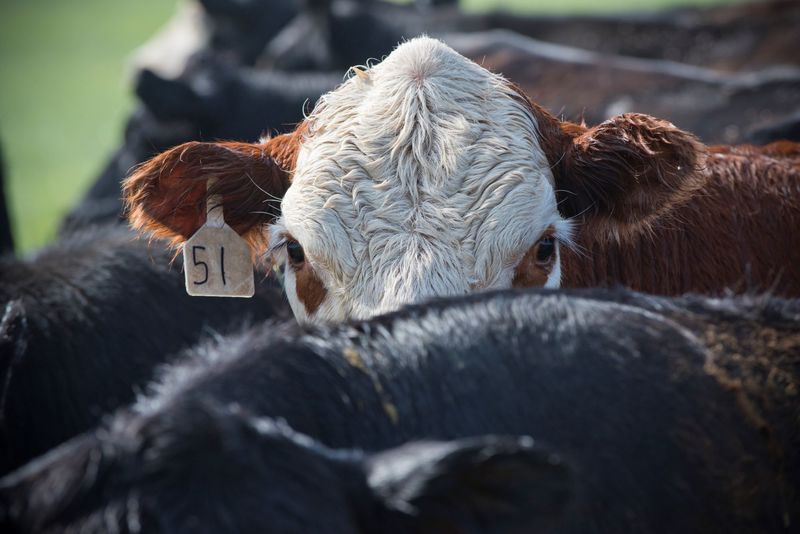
449, 30, 800, 144
463, 0, 800, 71
63, 0, 800, 234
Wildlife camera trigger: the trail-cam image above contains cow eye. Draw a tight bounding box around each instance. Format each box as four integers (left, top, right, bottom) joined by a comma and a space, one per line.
286, 240, 305, 265
536, 236, 555, 264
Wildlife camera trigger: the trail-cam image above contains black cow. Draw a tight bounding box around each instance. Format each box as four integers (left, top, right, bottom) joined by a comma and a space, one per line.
133, 56, 341, 137
0, 225, 291, 473
60, 58, 341, 233
2, 288, 797, 532
196, 0, 297, 66
259, 0, 407, 71
1, 403, 567, 533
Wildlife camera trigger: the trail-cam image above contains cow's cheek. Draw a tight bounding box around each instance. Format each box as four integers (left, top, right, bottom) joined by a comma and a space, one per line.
294, 262, 327, 318
282, 267, 309, 323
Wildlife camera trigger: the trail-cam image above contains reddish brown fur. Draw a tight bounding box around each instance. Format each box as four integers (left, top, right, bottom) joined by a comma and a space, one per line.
518, 91, 800, 296
123, 127, 304, 257
567, 144, 800, 295
294, 263, 327, 315
516, 87, 708, 225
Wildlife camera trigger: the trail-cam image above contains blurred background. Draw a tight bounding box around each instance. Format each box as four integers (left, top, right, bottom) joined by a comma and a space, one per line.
1, 0, 796, 253
0, 0, 177, 251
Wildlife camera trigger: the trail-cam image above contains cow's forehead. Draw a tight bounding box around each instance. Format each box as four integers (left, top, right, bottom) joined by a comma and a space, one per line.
278, 37, 560, 314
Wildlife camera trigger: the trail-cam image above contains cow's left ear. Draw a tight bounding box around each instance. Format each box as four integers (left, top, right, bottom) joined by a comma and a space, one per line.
554, 113, 705, 223
365, 435, 572, 533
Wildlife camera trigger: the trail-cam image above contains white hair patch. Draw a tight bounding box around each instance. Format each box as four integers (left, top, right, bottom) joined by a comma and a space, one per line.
271, 37, 568, 322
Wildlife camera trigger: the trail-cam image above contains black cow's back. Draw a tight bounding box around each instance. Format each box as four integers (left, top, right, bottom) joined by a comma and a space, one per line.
0, 225, 291, 472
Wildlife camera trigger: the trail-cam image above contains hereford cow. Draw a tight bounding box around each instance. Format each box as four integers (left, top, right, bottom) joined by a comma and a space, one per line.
124, 37, 800, 323
2, 288, 798, 532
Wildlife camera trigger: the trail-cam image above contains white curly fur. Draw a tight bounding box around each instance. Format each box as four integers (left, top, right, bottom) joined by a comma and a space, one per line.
270, 37, 571, 323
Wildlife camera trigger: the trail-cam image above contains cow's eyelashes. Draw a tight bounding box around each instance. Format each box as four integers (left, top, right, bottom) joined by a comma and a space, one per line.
286, 239, 305, 266
536, 236, 556, 264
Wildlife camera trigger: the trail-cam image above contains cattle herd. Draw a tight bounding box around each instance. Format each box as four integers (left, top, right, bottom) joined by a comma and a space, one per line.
1, 0, 799, 532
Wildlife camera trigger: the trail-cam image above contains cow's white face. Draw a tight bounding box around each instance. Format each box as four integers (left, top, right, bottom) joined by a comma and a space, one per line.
268, 38, 571, 323
129, 40, 707, 324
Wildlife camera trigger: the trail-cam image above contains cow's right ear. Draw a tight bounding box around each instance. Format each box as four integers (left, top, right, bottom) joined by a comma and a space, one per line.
548, 113, 705, 224
123, 131, 300, 252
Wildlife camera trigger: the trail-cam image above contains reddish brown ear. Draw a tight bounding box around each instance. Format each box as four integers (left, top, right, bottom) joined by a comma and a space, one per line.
508, 86, 704, 223
541, 113, 706, 222
552, 113, 706, 222
123, 131, 301, 252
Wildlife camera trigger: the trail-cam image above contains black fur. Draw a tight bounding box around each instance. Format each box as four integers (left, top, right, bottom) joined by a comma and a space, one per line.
2, 288, 798, 532
0, 225, 290, 472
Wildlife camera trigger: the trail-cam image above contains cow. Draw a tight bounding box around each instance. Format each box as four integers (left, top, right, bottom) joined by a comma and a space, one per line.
2, 287, 798, 532
61, 57, 342, 233
259, 0, 408, 72
123, 37, 800, 324
191, 0, 296, 67
0, 225, 291, 473
158, 0, 800, 74
0, 407, 567, 534
446, 30, 800, 144
458, 0, 800, 72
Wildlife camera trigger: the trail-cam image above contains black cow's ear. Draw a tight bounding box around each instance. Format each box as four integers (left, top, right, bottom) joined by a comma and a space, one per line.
554, 113, 705, 223
364, 435, 572, 533
0, 432, 110, 533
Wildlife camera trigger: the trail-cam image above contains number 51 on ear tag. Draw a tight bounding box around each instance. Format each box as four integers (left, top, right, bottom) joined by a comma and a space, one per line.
183, 180, 255, 298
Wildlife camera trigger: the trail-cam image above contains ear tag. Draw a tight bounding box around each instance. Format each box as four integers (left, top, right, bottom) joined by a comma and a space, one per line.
183, 178, 255, 298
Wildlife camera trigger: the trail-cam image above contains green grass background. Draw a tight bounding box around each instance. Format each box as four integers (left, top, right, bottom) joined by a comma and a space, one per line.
1, 0, 741, 252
